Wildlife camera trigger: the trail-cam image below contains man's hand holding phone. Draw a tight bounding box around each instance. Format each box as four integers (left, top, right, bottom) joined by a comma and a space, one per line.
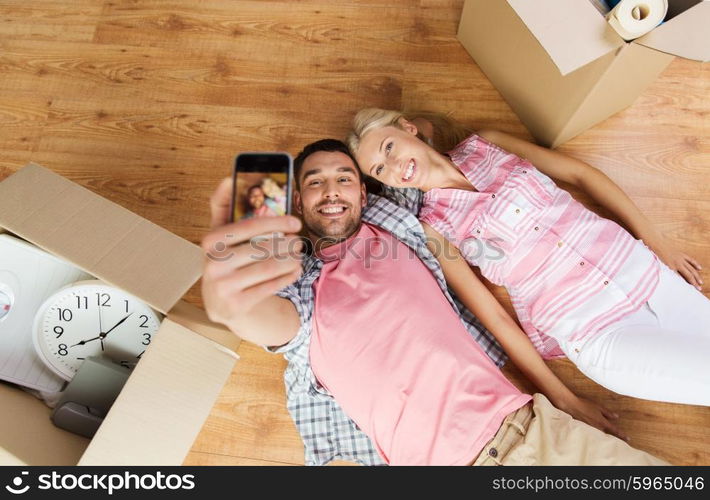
201, 177, 303, 347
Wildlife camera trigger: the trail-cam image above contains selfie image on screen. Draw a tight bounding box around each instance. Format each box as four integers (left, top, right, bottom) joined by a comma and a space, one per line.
233, 172, 288, 222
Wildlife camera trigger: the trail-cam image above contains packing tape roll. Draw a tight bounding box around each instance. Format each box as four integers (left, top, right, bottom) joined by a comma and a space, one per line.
606, 0, 668, 41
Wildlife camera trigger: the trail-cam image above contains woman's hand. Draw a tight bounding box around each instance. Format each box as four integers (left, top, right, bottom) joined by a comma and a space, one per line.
555, 396, 627, 441
648, 234, 703, 291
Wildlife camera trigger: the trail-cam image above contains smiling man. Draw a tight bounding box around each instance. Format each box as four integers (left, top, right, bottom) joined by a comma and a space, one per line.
292, 142, 366, 250
200, 139, 665, 466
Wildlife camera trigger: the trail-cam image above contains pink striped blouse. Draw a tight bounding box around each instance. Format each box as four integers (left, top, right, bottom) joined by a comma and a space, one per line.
420, 134, 661, 359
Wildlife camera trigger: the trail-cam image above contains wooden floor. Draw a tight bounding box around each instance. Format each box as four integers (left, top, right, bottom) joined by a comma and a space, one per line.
1, 0, 707, 466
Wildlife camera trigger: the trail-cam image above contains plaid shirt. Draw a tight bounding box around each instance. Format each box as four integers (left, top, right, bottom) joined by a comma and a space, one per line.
267, 186, 507, 466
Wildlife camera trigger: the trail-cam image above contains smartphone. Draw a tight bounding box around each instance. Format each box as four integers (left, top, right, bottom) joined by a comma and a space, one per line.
230, 152, 293, 224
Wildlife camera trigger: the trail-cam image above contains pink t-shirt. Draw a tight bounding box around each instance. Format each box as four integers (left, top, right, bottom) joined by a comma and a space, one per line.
309, 222, 531, 465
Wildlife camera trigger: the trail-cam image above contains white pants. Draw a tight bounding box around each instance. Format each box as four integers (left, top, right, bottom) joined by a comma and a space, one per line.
560, 263, 710, 406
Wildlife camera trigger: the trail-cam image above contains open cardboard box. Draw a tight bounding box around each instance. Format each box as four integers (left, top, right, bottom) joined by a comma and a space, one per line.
0, 164, 240, 465
457, 0, 709, 147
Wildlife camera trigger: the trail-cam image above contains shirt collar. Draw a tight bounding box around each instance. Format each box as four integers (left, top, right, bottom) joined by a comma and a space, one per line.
300, 193, 425, 274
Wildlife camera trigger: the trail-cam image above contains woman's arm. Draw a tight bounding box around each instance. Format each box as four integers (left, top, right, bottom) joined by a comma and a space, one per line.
422, 222, 626, 439
476, 129, 703, 290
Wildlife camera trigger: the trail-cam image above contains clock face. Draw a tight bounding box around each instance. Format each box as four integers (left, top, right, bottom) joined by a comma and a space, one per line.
33, 280, 162, 381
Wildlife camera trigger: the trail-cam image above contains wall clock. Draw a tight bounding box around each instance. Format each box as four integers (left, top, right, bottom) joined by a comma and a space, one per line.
33, 279, 162, 381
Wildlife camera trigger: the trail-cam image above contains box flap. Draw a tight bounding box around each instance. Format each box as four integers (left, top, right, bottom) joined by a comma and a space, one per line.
458, 0, 627, 147
634, 1, 710, 61
168, 300, 241, 354
78, 316, 239, 465
0, 383, 89, 465
0, 164, 203, 314
551, 43, 674, 147
507, 0, 624, 75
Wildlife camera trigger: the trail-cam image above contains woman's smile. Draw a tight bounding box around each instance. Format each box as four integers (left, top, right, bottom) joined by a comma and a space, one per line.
402, 159, 417, 182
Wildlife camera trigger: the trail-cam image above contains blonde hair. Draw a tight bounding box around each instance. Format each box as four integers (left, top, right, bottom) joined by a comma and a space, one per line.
347, 108, 473, 156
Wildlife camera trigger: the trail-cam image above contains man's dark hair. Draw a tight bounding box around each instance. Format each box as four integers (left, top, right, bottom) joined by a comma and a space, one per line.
293, 138, 383, 194
292, 139, 360, 188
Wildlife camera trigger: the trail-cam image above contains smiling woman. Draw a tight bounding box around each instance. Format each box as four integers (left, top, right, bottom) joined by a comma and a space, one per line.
346, 107, 710, 408
353, 118, 473, 192
348, 108, 476, 193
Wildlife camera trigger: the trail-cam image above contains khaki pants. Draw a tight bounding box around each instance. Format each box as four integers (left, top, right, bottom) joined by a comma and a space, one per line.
471, 394, 668, 466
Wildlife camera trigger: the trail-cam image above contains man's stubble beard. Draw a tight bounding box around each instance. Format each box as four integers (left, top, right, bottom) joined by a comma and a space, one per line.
302, 206, 363, 248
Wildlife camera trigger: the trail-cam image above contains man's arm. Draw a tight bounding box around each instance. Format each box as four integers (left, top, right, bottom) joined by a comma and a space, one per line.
201, 177, 302, 348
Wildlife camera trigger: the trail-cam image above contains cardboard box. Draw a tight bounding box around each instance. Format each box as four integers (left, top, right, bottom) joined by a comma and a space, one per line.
457, 0, 709, 147
0, 164, 240, 465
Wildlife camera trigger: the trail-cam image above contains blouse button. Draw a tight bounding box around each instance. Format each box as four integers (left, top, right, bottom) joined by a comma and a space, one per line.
604, 280, 609, 285
476, 229, 481, 234
491, 194, 496, 199
580, 262, 585, 266
534, 226, 539, 231
522, 170, 527, 174
515, 208, 521, 214
557, 241, 563, 247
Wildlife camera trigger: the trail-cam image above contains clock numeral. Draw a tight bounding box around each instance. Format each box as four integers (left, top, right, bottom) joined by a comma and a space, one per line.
96, 293, 111, 307
76, 296, 88, 309
142, 333, 151, 346
120, 360, 131, 369
124, 299, 129, 313
57, 308, 73, 322
57, 344, 68, 356
139, 315, 149, 328
53, 326, 64, 339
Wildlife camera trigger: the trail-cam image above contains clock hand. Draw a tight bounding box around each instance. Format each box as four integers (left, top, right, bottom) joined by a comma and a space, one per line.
98, 301, 104, 335
70, 335, 102, 347
101, 312, 134, 339
70, 301, 108, 349
98, 304, 105, 351
70, 312, 132, 348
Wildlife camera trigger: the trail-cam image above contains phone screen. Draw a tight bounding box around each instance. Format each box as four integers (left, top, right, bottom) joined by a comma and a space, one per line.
231, 153, 292, 223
